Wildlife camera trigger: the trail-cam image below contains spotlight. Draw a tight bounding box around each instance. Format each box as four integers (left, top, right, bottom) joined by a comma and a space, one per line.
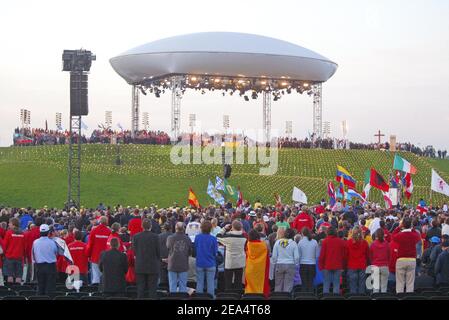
303, 82, 309, 88
139, 87, 147, 95
222, 92, 225, 96
244, 95, 249, 101
251, 91, 258, 99
286, 88, 291, 94
201, 90, 205, 95
274, 96, 279, 101
155, 91, 160, 98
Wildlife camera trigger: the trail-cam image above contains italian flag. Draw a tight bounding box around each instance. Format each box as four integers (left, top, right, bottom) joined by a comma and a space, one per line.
393, 154, 417, 174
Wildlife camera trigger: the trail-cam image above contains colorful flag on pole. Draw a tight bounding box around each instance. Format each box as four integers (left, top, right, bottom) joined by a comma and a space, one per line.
224, 179, 238, 200
188, 187, 200, 208
404, 173, 414, 199
207, 180, 225, 205
236, 186, 244, 207
370, 168, 390, 192
336, 165, 356, 189
382, 191, 393, 209
347, 189, 366, 203
431, 169, 449, 197
393, 154, 417, 174
215, 176, 225, 191
327, 182, 336, 207
362, 170, 372, 200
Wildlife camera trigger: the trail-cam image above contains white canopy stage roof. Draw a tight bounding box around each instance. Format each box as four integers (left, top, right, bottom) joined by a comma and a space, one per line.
109, 32, 338, 141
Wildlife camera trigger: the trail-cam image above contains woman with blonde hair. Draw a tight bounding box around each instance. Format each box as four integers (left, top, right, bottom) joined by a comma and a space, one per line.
347, 226, 369, 294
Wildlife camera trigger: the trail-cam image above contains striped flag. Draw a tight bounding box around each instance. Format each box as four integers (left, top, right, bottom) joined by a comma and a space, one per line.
215, 176, 225, 191
393, 154, 417, 174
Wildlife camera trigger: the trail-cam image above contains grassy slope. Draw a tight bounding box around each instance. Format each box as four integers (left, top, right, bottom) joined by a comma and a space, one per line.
0, 145, 448, 208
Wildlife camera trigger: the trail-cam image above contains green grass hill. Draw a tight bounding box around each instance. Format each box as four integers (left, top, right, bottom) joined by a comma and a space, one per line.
0, 145, 448, 208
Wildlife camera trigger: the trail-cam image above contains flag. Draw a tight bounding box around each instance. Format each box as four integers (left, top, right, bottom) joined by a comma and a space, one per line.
336, 165, 356, 189
370, 168, 390, 192
54, 237, 73, 263
207, 180, 225, 205
362, 169, 371, 200
382, 191, 393, 209
57, 124, 63, 131
188, 187, 200, 208
416, 205, 428, 215
336, 182, 345, 199
215, 176, 225, 191
81, 120, 88, 130
274, 193, 282, 208
393, 154, 417, 174
45, 120, 48, 132
404, 173, 414, 199
431, 169, 449, 197
327, 182, 336, 207
117, 123, 123, 131
347, 189, 366, 203
236, 186, 244, 207
224, 179, 238, 200
292, 187, 308, 204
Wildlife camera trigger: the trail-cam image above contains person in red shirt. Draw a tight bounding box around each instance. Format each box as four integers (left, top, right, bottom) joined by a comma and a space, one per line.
370, 229, 391, 293
292, 210, 315, 234
106, 223, 125, 252
128, 209, 143, 237
68, 231, 89, 285
319, 226, 347, 295
347, 226, 369, 294
23, 218, 42, 282
3, 218, 26, 284
86, 216, 111, 284
392, 217, 421, 293
64, 225, 76, 245
125, 247, 136, 285
0, 222, 6, 286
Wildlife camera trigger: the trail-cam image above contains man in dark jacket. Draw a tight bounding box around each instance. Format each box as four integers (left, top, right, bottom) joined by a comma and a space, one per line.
132, 219, 161, 298
99, 238, 128, 297
166, 222, 192, 293
435, 240, 449, 286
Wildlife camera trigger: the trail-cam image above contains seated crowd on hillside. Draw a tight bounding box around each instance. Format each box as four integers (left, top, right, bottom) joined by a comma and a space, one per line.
13, 128, 171, 146
13, 127, 447, 159
1, 199, 449, 299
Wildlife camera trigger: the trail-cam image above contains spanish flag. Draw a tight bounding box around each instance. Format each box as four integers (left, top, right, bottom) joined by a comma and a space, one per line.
245, 240, 270, 297
188, 187, 200, 208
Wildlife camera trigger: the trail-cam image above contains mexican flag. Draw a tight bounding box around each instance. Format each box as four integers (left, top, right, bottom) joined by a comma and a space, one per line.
362, 169, 372, 200
393, 154, 417, 174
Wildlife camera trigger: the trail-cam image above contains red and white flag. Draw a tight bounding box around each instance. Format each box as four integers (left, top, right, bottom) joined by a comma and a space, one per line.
382, 191, 393, 209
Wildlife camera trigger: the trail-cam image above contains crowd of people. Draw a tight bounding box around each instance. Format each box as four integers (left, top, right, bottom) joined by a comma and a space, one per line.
1, 198, 449, 298
13, 128, 171, 146
13, 127, 447, 160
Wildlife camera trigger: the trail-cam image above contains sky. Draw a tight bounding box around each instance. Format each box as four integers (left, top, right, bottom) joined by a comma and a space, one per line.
0, 0, 448, 149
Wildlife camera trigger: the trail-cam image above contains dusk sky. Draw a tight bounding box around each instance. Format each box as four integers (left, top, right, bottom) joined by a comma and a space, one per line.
1, 0, 448, 149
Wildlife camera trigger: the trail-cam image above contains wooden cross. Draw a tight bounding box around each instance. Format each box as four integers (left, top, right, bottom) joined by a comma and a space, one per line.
374, 130, 385, 146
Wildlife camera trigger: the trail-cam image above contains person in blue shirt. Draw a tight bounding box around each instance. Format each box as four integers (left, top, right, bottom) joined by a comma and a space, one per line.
194, 220, 218, 298
419, 198, 427, 207
32, 224, 59, 295
20, 210, 34, 231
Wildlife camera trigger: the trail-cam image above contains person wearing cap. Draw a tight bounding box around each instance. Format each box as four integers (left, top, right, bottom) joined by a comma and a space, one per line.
32, 224, 59, 295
